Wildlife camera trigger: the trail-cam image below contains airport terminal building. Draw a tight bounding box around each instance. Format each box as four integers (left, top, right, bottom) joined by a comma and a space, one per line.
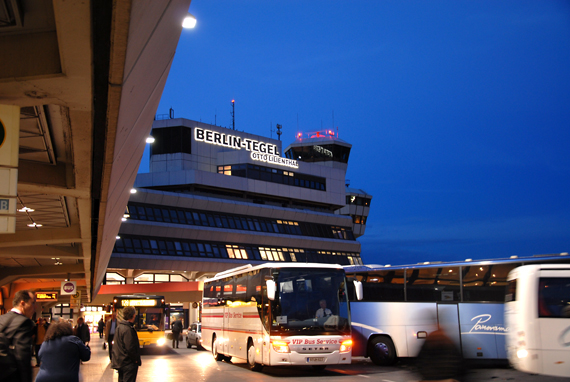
99, 118, 372, 325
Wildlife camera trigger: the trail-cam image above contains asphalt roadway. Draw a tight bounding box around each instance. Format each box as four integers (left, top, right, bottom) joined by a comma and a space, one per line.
32, 336, 569, 382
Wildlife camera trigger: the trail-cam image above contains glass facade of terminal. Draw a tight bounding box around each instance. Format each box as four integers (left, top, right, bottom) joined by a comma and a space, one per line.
126, 202, 355, 240
218, 164, 326, 191
113, 234, 363, 265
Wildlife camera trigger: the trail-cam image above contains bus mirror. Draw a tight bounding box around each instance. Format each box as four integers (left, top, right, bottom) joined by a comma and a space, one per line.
353, 280, 363, 301
266, 280, 276, 301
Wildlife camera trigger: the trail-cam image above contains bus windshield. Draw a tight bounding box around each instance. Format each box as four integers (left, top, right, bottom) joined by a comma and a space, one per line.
270, 268, 350, 335
114, 296, 165, 332
136, 307, 164, 331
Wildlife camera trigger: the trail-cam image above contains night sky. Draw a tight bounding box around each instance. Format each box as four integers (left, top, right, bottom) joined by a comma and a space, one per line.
141, 0, 570, 266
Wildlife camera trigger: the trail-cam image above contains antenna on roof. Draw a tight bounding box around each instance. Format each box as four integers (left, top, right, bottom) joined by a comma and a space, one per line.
231, 100, 235, 130
276, 124, 282, 141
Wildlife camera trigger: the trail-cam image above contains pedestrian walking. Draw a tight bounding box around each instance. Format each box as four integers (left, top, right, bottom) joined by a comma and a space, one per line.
73, 317, 90, 346
0, 290, 36, 382
35, 320, 91, 382
112, 306, 141, 382
98, 317, 105, 339
171, 317, 183, 348
34, 317, 49, 367
105, 312, 118, 360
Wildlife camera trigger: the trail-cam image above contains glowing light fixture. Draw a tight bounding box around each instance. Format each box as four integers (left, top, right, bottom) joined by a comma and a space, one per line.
182, 13, 197, 28
130, 188, 137, 194
27, 222, 42, 227
18, 207, 34, 212
146, 137, 155, 144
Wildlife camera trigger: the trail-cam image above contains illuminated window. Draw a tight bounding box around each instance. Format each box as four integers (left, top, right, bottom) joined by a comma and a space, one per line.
105, 272, 125, 285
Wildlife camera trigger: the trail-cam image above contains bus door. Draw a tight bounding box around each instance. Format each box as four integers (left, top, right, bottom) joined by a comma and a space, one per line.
437, 303, 462, 354
261, 280, 271, 365
458, 303, 505, 359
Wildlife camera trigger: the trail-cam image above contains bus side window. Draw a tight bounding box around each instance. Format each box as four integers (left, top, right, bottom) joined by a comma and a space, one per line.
505, 279, 516, 302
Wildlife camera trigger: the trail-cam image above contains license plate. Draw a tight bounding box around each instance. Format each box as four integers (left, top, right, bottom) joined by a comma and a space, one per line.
307, 357, 326, 363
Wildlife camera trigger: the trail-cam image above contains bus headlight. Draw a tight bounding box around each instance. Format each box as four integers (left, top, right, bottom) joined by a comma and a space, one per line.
340, 339, 353, 353
517, 348, 528, 359
157, 337, 166, 346
271, 340, 290, 353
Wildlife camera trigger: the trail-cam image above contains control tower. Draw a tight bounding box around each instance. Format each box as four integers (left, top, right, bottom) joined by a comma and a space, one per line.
284, 130, 371, 238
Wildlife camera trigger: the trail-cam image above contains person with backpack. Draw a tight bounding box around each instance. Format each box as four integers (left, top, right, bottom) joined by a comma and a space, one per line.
0, 289, 36, 382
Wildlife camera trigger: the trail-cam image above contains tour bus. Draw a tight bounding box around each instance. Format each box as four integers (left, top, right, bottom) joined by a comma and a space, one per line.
201, 263, 362, 371
113, 294, 167, 347
505, 264, 570, 378
344, 253, 570, 366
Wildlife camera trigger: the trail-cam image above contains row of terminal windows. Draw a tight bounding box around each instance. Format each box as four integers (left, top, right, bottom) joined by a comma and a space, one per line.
114, 235, 363, 266
218, 164, 326, 191
346, 263, 521, 303
346, 195, 372, 207
353, 215, 368, 224
104, 272, 190, 285
126, 202, 355, 240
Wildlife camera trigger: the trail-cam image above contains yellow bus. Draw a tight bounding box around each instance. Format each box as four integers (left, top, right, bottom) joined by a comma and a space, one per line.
113, 295, 167, 347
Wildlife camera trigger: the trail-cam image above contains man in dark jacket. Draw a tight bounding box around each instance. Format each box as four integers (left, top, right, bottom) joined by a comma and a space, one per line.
98, 317, 105, 338
112, 306, 141, 382
74, 317, 90, 346
171, 317, 183, 348
105, 312, 118, 360
0, 289, 36, 382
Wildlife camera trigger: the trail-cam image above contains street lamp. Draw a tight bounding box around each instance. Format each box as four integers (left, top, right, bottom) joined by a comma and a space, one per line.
183, 13, 196, 29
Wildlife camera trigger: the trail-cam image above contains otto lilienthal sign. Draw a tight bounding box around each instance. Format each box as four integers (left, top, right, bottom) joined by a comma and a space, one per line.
0, 105, 20, 234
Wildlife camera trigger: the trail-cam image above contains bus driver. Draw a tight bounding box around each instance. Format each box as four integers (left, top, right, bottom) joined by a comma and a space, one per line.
316, 299, 332, 318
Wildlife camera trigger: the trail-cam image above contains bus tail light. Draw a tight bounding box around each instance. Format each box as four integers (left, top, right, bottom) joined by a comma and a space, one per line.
271, 340, 290, 353
340, 339, 353, 353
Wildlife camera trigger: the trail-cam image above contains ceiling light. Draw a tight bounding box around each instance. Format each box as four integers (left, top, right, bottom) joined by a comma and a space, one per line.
146, 137, 155, 144
121, 217, 127, 222
130, 188, 137, 194
27, 222, 42, 227
182, 13, 197, 29
116, 236, 121, 239
18, 207, 34, 212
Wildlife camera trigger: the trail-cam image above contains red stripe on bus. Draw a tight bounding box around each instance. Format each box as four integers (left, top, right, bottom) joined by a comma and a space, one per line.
202, 327, 263, 335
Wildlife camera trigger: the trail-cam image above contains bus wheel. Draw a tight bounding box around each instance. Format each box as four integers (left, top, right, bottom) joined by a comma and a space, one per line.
247, 340, 263, 371
212, 335, 224, 361
368, 336, 396, 366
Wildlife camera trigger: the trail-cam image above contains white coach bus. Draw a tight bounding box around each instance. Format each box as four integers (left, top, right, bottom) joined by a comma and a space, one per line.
505, 264, 570, 378
344, 253, 570, 366
201, 263, 362, 371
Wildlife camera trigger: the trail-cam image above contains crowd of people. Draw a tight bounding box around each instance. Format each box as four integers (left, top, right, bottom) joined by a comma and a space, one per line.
0, 290, 142, 382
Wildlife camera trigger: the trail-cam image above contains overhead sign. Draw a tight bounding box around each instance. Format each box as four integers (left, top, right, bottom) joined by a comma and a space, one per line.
0, 105, 20, 234
60, 281, 77, 295
194, 127, 299, 169
36, 292, 58, 301
121, 299, 157, 307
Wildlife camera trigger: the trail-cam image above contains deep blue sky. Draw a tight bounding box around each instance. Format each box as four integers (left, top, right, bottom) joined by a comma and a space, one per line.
143, 0, 570, 265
